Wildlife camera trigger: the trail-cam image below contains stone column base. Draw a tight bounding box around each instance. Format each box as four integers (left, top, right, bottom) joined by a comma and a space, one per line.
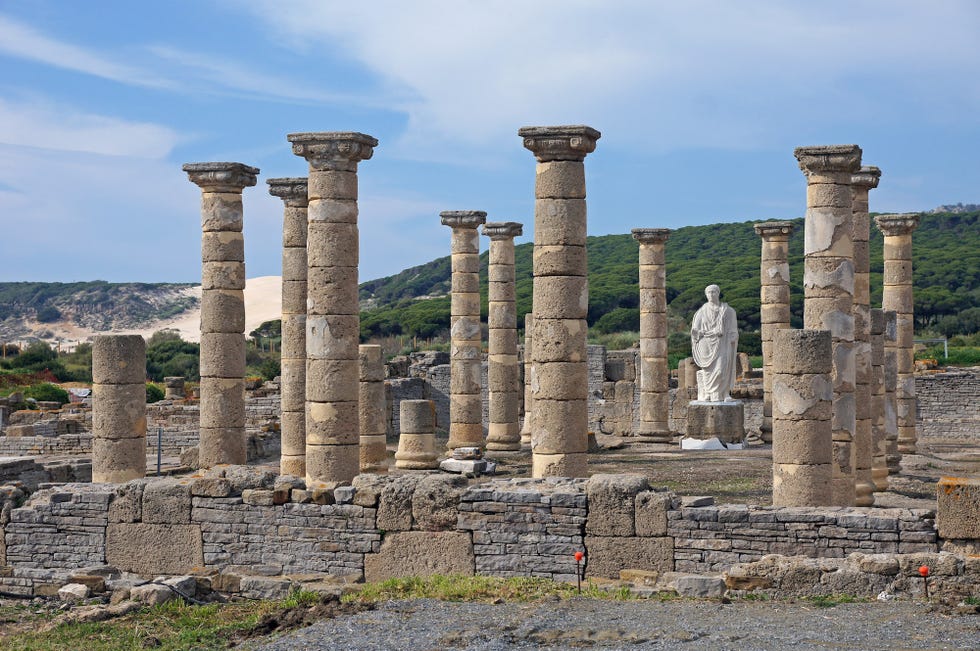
685, 401, 745, 444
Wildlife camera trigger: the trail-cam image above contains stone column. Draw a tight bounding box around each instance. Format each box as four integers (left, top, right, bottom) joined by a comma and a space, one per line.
851, 166, 881, 505
483, 221, 523, 451
163, 376, 185, 400
870, 308, 889, 490
754, 221, 794, 444
874, 213, 921, 458
183, 162, 258, 467
519, 312, 534, 445
771, 329, 833, 506
631, 228, 671, 442
92, 335, 147, 482
268, 177, 309, 477
288, 132, 377, 485
359, 344, 387, 472
395, 399, 439, 469
794, 145, 861, 506
883, 310, 900, 473
441, 210, 488, 450
520, 125, 600, 478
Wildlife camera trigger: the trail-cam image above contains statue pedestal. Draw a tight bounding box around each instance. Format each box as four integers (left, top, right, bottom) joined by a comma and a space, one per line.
685, 400, 745, 444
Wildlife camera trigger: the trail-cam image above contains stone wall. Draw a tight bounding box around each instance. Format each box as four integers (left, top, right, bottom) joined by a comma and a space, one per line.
916, 367, 979, 442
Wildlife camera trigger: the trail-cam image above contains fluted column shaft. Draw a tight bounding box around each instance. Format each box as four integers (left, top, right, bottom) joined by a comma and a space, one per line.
288, 131, 377, 485
183, 162, 258, 467
631, 228, 671, 441
359, 344, 387, 472
92, 335, 147, 482
754, 221, 794, 443
875, 214, 921, 460
794, 145, 861, 506
870, 308, 888, 490
441, 210, 487, 450
519, 312, 534, 444
851, 167, 881, 505
520, 125, 600, 478
268, 177, 309, 477
484, 221, 523, 451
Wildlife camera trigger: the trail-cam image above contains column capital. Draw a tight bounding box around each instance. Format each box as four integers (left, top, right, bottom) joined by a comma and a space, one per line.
182, 162, 259, 193
482, 221, 523, 240
852, 166, 881, 190
287, 132, 378, 171
794, 144, 862, 175
753, 221, 795, 239
874, 213, 920, 237
519, 125, 600, 162
631, 228, 671, 245
266, 177, 309, 207
440, 210, 487, 229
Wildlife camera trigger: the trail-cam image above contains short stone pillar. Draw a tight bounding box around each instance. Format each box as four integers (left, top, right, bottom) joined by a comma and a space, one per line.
519, 312, 534, 445
754, 221, 794, 443
163, 376, 185, 400
268, 177, 309, 478
183, 162, 258, 467
483, 221, 523, 451
359, 344, 388, 473
851, 166, 881, 505
875, 213, 921, 458
631, 228, 671, 442
92, 335, 147, 482
794, 144, 861, 506
441, 210, 488, 450
771, 329, 833, 506
685, 402, 744, 443
520, 125, 600, 478
394, 399, 439, 469
870, 308, 889, 490
883, 310, 900, 473
288, 131, 377, 485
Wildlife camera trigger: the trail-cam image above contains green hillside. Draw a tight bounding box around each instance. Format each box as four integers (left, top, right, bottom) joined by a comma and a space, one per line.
359, 210, 979, 340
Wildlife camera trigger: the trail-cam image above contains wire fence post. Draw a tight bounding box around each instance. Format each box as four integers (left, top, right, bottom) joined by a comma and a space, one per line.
156, 426, 163, 476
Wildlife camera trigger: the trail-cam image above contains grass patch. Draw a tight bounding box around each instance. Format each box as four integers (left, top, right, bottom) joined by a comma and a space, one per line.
964, 596, 980, 606
806, 594, 867, 608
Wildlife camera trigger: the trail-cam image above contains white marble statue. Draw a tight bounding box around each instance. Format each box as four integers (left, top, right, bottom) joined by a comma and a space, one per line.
690, 284, 739, 402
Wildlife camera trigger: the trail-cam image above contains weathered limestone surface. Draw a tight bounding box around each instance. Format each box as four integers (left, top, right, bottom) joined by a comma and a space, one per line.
359, 345, 388, 472
875, 214, 921, 460
520, 125, 600, 478
288, 132, 377, 485
936, 477, 980, 551
183, 161, 258, 467
795, 144, 861, 506
754, 221, 794, 443
771, 329, 832, 506
268, 177, 309, 478
870, 309, 888, 491
395, 400, 438, 470
91, 335, 147, 483
519, 312, 534, 445
883, 310, 900, 473
483, 221, 523, 451
163, 376, 185, 400
631, 228, 671, 441
365, 532, 474, 582
441, 210, 488, 450
851, 166, 881, 506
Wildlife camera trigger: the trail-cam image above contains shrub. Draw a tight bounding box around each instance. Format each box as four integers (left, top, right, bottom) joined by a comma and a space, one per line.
146, 383, 165, 403
24, 382, 70, 405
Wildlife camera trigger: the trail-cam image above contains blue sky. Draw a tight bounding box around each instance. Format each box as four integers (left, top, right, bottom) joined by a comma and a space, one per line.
1, 0, 977, 283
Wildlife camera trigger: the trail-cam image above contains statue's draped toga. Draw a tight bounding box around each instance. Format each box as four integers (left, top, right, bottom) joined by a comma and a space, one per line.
690, 284, 739, 402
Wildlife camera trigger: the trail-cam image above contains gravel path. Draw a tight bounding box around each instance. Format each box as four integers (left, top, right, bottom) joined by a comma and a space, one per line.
253, 598, 980, 650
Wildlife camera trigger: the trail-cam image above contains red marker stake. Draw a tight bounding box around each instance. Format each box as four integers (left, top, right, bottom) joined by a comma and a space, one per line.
919, 565, 930, 599
574, 551, 584, 593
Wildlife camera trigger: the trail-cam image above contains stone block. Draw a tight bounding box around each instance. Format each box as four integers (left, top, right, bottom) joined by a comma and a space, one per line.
670, 573, 727, 598
773, 329, 833, 374
92, 437, 147, 484
584, 536, 673, 579
937, 477, 980, 540
364, 531, 474, 582
130, 583, 177, 606
532, 452, 587, 478
377, 475, 420, 531
586, 474, 650, 536
58, 583, 90, 602
92, 335, 146, 385
106, 523, 203, 576
108, 479, 147, 523
92, 383, 147, 439
635, 491, 671, 537
199, 427, 247, 468
199, 333, 246, 378
413, 474, 466, 531
240, 575, 294, 600
686, 401, 744, 442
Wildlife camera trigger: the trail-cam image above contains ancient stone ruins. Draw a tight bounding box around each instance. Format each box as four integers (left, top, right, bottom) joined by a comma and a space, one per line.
0, 131, 977, 605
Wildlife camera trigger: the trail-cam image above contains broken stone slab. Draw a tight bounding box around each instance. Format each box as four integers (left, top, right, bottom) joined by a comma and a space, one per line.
58, 583, 91, 602
680, 496, 715, 507
439, 458, 488, 474
452, 446, 483, 460
659, 572, 727, 598
130, 583, 177, 606
158, 575, 197, 598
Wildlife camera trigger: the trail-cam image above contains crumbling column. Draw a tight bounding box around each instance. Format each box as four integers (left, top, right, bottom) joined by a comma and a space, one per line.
395, 399, 439, 469
883, 310, 900, 473
874, 213, 921, 459
772, 329, 833, 506
288, 131, 377, 485
92, 335, 147, 482
631, 228, 671, 442
519, 312, 534, 445
268, 177, 309, 477
754, 221, 794, 444
794, 144, 861, 506
520, 125, 600, 478
851, 166, 881, 505
870, 308, 889, 490
441, 210, 488, 450
359, 344, 387, 472
163, 376, 185, 401
483, 221, 523, 451
183, 162, 258, 467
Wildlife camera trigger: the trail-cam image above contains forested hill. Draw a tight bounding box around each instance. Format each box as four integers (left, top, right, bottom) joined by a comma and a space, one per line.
358, 210, 979, 339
